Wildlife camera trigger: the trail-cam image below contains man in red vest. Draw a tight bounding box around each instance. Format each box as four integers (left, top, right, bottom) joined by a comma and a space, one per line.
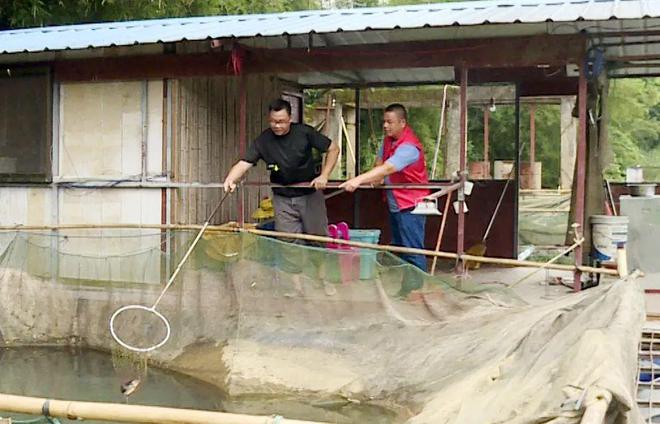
340, 103, 429, 283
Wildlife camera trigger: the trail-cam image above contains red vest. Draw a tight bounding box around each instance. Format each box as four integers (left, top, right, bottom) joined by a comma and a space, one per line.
381, 126, 430, 210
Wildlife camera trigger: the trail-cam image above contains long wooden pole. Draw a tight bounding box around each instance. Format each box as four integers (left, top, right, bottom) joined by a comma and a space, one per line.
0, 224, 618, 275
509, 237, 584, 288
579, 389, 612, 424
240, 228, 618, 276
0, 393, 328, 424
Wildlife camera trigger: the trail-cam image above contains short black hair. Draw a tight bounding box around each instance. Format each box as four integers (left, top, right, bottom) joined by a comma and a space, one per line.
269, 98, 292, 115
385, 103, 407, 120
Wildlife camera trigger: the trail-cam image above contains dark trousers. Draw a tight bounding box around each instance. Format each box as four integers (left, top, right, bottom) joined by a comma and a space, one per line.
389, 210, 427, 271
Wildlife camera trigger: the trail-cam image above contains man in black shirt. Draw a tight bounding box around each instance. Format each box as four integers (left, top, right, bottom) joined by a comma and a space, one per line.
223, 98, 339, 236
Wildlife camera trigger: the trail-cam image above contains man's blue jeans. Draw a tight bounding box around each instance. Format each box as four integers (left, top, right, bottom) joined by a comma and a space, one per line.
389, 210, 427, 271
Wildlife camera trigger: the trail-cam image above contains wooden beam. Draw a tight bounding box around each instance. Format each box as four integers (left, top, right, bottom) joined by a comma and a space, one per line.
51, 35, 586, 82
519, 78, 579, 97
54, 52, 233, 81
249, 35, 585, 73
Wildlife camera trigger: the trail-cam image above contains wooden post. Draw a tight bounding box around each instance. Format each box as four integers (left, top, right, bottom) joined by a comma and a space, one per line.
354, 89, 361, 227
483, 107, 490, 162
574, 63, 588, 291
457, 66, 468, 275
560, 96, 577, 189
529, 103, 536, 164
444, 87, 461, 179
344, 106, 357, 179
238, 75, 247, 227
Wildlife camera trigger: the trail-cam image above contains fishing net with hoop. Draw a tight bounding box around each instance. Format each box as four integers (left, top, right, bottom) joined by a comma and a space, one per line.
0, 227, 647, 423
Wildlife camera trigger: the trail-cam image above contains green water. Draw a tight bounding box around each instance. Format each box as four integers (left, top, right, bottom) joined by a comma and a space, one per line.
0, 347, 397, 423
0, 347, 223, 423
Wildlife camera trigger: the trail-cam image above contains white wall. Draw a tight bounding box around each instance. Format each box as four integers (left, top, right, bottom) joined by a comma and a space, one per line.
0, 80, 167, 283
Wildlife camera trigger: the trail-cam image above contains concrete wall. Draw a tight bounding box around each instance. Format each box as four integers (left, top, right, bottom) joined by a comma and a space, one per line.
60, 80, 164, 178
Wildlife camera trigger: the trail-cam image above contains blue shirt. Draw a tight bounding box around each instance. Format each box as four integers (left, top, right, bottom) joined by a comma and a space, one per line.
378, 144, 420, 212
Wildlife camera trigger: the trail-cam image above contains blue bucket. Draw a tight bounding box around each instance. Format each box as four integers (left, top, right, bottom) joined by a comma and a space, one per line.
349, 229, 381, 279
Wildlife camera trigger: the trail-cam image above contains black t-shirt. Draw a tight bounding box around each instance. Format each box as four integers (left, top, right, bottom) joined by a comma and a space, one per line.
242, 123, 331, 197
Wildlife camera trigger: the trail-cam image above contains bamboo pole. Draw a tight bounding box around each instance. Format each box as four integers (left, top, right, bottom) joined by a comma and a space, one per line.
0, 224, 619, 275
510, 237, 584, 287
0, 393, 328, 424
430, 191, 453, 274
579, 389, 612, 424
239, 228, 618, 276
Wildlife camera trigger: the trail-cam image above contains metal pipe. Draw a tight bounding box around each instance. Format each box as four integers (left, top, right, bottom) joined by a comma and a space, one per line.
3, 180, 459, 190
244, 181, 456, 190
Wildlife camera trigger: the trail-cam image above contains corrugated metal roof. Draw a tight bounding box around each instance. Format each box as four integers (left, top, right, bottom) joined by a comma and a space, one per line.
1, 0, 660, 55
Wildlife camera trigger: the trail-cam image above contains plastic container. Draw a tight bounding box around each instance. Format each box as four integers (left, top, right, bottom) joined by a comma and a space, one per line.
591, 215, 629, 263
328, 222, 359, 283
348, 229, 381, 279
628, 183, 656, 197
626, 166, 643, 183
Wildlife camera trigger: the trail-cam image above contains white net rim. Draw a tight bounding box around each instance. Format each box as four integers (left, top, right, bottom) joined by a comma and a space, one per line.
109, 304, 171, 353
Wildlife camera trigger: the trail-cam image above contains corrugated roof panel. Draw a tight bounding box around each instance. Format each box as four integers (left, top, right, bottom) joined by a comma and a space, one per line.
2, 0, 660, 55
563, 1, 613, 21
642, 0, 660, 17
459, 4, 516, 25
611, 0, 643, 20
487, 4, 528, 23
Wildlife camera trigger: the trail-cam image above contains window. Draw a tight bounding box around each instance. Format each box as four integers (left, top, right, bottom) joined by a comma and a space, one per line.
0, 68, 51, 182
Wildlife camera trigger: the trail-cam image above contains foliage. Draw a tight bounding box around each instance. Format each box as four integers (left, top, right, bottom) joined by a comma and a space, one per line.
0, 0, 319, 28
605, 78, 660, 179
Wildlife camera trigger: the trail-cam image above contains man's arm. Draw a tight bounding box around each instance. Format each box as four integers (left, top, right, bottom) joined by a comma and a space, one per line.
339, 144, 419, 192
223, 160, 254, 192
339, 162, 397, 192
311, 140, 340, 190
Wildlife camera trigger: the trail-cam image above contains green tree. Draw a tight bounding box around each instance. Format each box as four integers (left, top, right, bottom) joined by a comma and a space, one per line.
606, 78, 660, 179
1, 0, 319, 29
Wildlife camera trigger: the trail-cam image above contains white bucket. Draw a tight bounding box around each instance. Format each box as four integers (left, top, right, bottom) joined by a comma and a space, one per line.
626, 166, 643, 183
591, 215, 629, 263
